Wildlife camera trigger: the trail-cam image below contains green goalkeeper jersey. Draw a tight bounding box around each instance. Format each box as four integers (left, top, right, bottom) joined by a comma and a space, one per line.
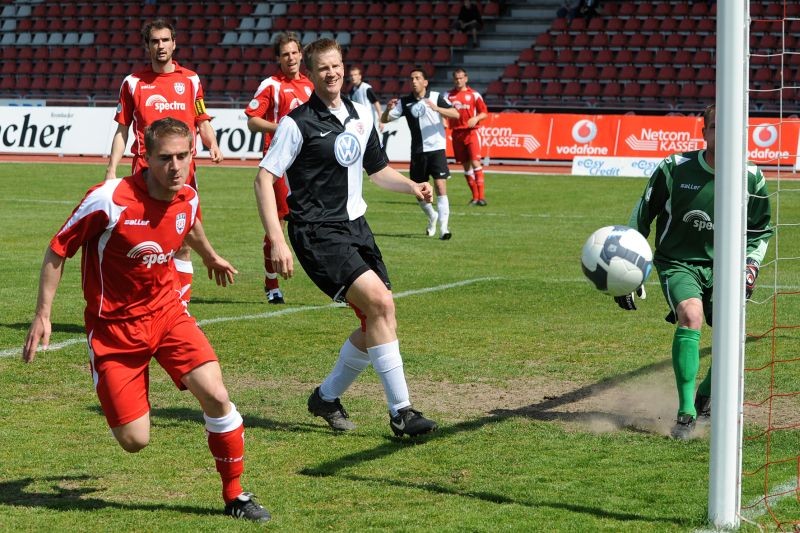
628, 149, 773, 265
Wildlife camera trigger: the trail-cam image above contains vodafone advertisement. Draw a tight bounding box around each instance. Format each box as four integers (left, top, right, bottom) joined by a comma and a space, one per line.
446, 113, 800, 174
2, 107, 799, 174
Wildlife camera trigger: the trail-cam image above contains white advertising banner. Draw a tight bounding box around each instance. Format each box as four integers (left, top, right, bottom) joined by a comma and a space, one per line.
571, 156, 663, 178
0, 106, 416, 162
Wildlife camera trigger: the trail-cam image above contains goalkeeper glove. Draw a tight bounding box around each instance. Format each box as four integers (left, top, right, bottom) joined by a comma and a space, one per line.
745, 258, 759, 299
614, 285, 646, 311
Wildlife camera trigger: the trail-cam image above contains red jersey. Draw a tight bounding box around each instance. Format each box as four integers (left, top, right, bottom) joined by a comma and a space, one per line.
245, 72, 314, 153
50, 171, 199, 320
446, 86, 488, 130
114, 61, 212, 159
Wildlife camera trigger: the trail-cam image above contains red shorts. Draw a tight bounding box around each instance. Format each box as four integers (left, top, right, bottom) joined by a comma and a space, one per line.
274, 176, 290, 220
452, 129, 482, 164
85, 303, 218, 427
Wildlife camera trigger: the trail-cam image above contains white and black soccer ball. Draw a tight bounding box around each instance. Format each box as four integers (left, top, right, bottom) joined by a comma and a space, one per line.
581, 225, 653, 297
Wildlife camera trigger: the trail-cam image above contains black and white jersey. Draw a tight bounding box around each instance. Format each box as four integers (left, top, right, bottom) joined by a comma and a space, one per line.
259, 92, 388, 223
349, 82, 379, 120
386, 90, 452, 154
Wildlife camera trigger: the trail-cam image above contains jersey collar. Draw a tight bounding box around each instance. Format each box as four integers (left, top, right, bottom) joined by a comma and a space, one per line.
308, 92, 359, 122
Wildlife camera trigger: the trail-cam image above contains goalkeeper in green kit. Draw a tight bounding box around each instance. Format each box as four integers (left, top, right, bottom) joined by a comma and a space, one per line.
618, 105, 773, 439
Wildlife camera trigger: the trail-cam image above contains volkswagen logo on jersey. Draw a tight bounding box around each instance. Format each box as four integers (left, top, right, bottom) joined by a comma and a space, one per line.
411, 101, 428, 118
175, 213, 186, 234
174, 82, 185, 95
752, 124, 778, 148
572, 119, 598, 144
334, 132, 361, 167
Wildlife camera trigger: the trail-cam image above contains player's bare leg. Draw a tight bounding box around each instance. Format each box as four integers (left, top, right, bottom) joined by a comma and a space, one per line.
463, 161, 479, 204
111, 412, 151, 453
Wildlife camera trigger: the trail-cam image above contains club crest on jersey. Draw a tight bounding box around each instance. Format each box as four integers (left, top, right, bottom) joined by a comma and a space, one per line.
354, 121, 365, 135
175, 213, 186, 234
334, 132, 361, 167
174, 82, 185, 95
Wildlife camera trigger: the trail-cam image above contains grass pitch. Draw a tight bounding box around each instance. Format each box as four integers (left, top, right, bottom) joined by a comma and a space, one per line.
1, 161, 799, 531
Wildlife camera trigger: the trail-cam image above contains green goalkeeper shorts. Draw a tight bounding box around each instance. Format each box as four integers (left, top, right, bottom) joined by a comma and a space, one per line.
655, 258, 713, 324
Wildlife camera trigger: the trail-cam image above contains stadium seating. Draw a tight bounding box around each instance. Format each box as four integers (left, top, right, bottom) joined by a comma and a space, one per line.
0, 0, 498, 106
484, 0, 792, 114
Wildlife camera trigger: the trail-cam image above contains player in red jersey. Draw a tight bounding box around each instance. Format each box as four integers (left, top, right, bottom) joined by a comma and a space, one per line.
447, 68, 489, 206
105, 19, 223, 304
23, 119, 270, 522
245, 31, 314, 305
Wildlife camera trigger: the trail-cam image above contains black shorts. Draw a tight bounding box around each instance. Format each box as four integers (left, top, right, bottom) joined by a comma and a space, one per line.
288, 216, 391, 302
409, 149, 451, 183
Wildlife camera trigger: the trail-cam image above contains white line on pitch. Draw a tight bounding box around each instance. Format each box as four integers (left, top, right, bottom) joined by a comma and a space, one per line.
0, 277, 499, 358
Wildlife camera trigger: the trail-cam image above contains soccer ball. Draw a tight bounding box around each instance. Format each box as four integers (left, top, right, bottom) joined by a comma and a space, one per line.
581, 225, 653, 297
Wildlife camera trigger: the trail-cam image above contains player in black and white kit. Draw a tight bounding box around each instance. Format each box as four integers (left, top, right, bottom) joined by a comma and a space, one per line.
254, 38, 438, 438
382, 68, 460, 240
348, 66, 383, 143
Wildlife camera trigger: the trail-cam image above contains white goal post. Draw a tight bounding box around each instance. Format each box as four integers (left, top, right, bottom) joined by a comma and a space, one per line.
709, 0, 749, 528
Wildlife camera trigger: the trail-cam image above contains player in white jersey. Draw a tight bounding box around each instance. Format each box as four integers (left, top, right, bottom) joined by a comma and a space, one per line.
382, 68, 460, 240
348, 66, 383, 142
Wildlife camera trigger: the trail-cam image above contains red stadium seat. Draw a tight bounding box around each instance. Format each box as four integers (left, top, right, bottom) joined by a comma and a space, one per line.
381, 79, 401, 97
556, 48, 575, 65
638, 66, 657, 81
523, 80, 543, 97
505, 81, 524, 97
543, 81, 563, 98
432, 47, 450, 63
519, 48, 535, 63
485, 80, 504, 96
560, 65, 579, 81
521, 64, 539, 79
618, 65, 637, 81
641, 18, 659, 33
583, 82, 602, 97
580, 64, 599, 81
608, 33, 627, 48
602, 82, 622, 99
484, 1, 500, 17
563, 82, 581, 98
640, 83, 660, 100
598, 65, 617, 81
540, 65, 559, 80
622, 82, 640, 99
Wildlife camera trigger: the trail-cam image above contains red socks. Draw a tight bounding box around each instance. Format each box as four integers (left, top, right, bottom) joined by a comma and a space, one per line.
207, 423, 245, 503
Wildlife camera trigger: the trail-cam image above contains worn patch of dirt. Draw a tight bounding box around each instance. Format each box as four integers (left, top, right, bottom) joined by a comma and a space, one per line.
236, 362, 800, 439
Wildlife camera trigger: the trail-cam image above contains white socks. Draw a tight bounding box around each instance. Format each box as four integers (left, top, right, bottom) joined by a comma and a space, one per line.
436, 195, 450, 234
319, 339, 370, 401
203, 402, 243, 433
368, 340, 410, 416
319, 339, 412, 416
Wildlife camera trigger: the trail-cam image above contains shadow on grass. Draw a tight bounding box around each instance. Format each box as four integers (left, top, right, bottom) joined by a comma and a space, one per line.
0, 475, 213, 516
340, 473, 681, 525
87, 405, 328, 434
372, 232, 428, 239
2, 322, 84, 334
